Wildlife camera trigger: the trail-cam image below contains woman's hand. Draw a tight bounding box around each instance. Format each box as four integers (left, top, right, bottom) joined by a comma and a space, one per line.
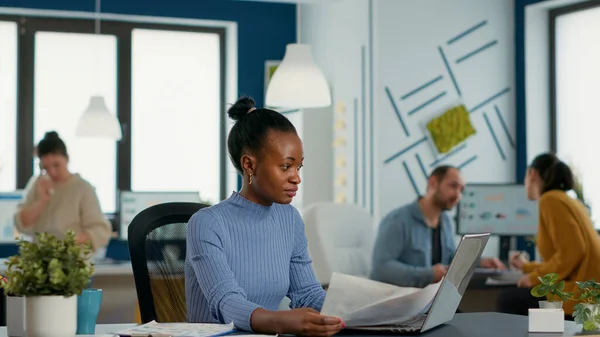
278, 308, 345, 337
517, 274, 533, 288
251, 308, 345, 337
510, 252, 529, 270
36, 176, 53, 202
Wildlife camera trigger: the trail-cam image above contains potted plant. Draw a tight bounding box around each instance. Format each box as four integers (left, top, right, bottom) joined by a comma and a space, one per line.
572, 280, 600, 331
1, 275, 26, 337
0, 231, 95, 337
530, 273, 573, 309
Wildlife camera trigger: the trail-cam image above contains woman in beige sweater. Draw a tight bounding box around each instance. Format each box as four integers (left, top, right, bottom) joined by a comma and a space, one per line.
14, 131, 111, 251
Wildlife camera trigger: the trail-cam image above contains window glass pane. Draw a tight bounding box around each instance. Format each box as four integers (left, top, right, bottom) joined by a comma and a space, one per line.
0, 21, 18, 192
555, 7, 600, 227
130, 28, 221, 205
34, 31, 117, 213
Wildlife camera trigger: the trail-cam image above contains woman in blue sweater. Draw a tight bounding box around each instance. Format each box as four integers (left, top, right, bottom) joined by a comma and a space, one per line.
185, 97, 345, 336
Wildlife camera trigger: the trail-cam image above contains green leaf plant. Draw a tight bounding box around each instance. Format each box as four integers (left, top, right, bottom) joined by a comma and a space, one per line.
0, 231, 94, 297
530, 273, 574, 302
573, 280, 600, 331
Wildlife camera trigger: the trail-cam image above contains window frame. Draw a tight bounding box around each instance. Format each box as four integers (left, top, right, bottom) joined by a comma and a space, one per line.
1, 15, 227, 232
548, 0, 600, 151
0, 18, 19, 191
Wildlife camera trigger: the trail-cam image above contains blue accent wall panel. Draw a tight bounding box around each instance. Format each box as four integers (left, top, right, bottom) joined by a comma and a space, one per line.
0, 0, 296, 109
515, 0, 548, 260
0, 0, 296, 259
514, 0, 546, 183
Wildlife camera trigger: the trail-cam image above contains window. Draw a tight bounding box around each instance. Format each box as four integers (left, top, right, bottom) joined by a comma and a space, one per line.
0, 21, 17, 192
552, 3, 600, 227
130, 28, 222, 205
33, 31, 118, 212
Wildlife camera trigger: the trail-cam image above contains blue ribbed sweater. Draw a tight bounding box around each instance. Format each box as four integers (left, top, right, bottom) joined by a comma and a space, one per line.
185, 192, 325, 331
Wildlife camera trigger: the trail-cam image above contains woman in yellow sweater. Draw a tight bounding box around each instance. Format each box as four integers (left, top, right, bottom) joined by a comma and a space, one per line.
499, 153, 600, 318
14, 131, 112, 252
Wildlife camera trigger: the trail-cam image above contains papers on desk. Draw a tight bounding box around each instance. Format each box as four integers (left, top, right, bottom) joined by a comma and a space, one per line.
485, 270, 523, 285
321, 273, 441, 327
114, 320, 235, 337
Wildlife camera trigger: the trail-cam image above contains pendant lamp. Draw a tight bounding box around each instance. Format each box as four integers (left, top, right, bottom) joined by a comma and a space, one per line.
265, 43, 331, 109
75, 0, 122, 141
75, 96, 122, 140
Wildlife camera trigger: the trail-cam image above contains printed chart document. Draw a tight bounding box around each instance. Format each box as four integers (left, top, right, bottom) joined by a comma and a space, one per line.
321, 273, 441, 327
115, 320, 236, 337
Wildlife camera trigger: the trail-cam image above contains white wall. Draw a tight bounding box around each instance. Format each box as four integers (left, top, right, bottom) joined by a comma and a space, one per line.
300, 0, 520, 258
375, 0, 516, 255
299, 0, 371, 209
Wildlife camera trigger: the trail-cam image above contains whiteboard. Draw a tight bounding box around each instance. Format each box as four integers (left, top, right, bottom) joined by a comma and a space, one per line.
119, 191, 201, 240
457, 184, 539, 236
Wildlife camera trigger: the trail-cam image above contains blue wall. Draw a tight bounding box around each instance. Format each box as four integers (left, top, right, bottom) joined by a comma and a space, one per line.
514, 0, 548, 257
0, 0, 296, 259
0, 0, 297, 108
514, 0, 547, 183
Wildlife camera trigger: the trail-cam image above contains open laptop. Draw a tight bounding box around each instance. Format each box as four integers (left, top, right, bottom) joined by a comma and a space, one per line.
348, 233, 490, 334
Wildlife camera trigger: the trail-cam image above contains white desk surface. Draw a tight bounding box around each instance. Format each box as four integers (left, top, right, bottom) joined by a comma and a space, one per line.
0, 259, 133, 276
0, 323, 136, 336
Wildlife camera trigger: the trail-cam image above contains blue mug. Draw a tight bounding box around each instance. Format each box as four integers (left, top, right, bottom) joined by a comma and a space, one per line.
77, 288, 103, 334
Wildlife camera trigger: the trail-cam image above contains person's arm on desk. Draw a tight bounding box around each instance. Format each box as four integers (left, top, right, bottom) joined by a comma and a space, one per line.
14, 177, 49, 235
78, 183, 111, 250
371, 216, 441, 288
188, 211, 344, 336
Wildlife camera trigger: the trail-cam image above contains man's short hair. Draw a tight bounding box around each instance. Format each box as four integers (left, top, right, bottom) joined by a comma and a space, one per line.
429, 165, 458, 183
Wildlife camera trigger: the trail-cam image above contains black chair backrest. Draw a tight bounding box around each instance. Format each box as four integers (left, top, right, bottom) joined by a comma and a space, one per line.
127, 202, 209, 323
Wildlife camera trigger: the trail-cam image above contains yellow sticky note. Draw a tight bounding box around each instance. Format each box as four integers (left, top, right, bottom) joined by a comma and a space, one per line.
336, 155, 346, 167
336, 102, 346, 114
335, 119, 346, 130
335, 192, 347, 203
333, 137, 346, 147
335, 174, 347, 186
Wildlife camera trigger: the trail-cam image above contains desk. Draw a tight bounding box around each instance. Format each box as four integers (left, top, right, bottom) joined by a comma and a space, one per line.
0, 313, 582, 337
0, 323, 135, 336
344, 313, 580, 337
459, 273, 516, 313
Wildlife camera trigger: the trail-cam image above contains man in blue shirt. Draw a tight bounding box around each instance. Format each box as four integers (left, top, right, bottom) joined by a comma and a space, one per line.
371, 165, 505, 288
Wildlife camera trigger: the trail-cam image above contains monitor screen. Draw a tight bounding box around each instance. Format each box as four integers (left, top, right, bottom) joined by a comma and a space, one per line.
119, 191, 201, 239
0, 191, 26, 242
457, 184, 538, 236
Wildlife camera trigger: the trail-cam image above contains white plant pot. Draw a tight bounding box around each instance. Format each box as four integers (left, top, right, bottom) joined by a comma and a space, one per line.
584, 304, 600, 330
25, 295, 77, 337
6, 296, 26, 337
539, 300, 563, 309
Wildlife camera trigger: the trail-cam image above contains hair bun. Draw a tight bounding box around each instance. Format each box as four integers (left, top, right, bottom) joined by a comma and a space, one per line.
227, 97, 256, 122
43, 131, 60, 140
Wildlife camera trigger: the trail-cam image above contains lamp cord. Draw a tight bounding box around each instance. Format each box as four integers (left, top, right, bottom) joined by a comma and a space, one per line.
296, 3, 301, 43
95, 0, 101, 35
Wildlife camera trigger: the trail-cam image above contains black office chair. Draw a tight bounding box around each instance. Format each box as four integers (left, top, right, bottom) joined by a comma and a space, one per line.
127, 202, 209, 323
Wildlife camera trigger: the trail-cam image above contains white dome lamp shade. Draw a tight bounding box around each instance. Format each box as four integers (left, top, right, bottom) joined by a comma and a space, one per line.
75, 96, 122, 141
266, 43, 331, 109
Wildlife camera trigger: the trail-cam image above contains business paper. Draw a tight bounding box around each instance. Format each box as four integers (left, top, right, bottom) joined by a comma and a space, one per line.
115, 320, 235, 337
321, 273, 441, 327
